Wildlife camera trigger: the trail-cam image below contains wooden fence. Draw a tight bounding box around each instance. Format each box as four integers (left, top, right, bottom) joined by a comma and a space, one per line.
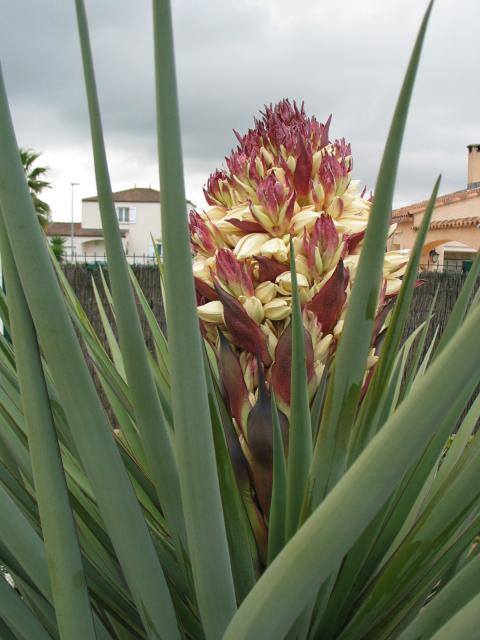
63, 265, 477, 350
63, 265, 478, 426
402, 271, 479, 344
62, 263, 166, 353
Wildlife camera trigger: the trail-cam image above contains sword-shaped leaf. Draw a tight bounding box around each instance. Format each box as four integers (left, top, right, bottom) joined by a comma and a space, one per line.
152, 0, 237, 636
307, 0, 435, 511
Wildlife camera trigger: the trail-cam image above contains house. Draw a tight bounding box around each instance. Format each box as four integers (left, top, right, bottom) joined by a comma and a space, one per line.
390, 145, 480, 271
46, 187, 195, 261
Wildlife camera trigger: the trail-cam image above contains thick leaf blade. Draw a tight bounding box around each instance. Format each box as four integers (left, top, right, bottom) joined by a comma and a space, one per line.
285, 241, 312, 539
204, 360, 258, 604
0, 575, 51, 640
152, 0, 237, 636
351, 177, 441, 455
267, 393, 288, 564
398, 552, 480, 640
0, 216, 96, 639
74, 0, 186, 561
0, 58, 180, 640
307, 1, 435, 509
429, 592, 480, 640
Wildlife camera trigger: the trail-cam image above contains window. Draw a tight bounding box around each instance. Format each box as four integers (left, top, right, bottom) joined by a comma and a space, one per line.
117, 206, 130, 223
444, 250, 475, 274
147, 241, 163, 259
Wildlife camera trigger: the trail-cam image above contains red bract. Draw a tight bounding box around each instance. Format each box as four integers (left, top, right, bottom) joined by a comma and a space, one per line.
227, 218, 265, 234
189, 211, 217, 256
254, 255, 288, 283
343, 230, 365, 255
304, 215, 340, 273
260, 100, 331, 155
215, 283, 272, 366
225, 149, 249, 179
256, 174, 287, 217
217, 331, 251, 434
317, 214, 339, 264
247, 363, 289, 518
318, 155, 337, 208
204, 169, 230, 206
270, 323, 315, 409
194, 277, 218, 303
216, 248, 254, 297
307, 260, 349, 334
293, 137, 313, 199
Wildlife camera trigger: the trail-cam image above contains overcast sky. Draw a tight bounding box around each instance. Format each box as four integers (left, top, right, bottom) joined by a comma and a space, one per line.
0, 0, 478, 221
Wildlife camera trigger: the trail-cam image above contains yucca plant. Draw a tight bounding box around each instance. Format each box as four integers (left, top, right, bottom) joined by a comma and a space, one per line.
0, 1, 479, 639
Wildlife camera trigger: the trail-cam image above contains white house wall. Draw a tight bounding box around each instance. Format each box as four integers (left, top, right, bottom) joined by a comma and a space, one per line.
81, 200, 163, 256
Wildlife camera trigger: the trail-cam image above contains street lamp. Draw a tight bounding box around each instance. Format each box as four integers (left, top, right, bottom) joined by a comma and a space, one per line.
429, 248, 439, 264
70, 182, 79, 260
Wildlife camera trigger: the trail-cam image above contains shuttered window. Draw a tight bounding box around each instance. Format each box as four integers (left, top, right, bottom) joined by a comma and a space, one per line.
117, 206, 130, 223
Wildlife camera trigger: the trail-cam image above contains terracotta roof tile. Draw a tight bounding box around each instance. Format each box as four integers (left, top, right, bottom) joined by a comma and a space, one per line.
392, 186, 480, 221
413, 216, 480, 231
46, 222, 127, 237
83, 187, 196, 206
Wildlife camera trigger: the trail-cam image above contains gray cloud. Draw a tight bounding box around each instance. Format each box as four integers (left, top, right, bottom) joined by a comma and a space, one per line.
0, 0, 478, 217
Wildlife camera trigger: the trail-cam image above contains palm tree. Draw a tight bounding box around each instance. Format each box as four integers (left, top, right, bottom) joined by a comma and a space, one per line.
50, 235, 66, 262
19, 148, 51, 228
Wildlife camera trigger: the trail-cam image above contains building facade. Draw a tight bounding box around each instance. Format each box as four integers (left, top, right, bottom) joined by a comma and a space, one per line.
391, 145, 480, 271
46, 187, 195, 261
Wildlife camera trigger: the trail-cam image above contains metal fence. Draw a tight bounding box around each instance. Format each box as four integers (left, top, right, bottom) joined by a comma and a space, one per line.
63, 253, 159, 265
418, 261, 475, 275
64, 256, 476, 273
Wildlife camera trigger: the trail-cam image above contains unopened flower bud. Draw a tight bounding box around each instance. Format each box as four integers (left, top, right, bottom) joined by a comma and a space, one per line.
198, 300, 224, 323
315, 333, 333, 361
276, 271, 310, 302
235, 232, 271, 260
264, 297, 291, 320
333, 319, 344, 339
260, 238, 289, 263
255, 281, 276, 304
241, 296, 265, 324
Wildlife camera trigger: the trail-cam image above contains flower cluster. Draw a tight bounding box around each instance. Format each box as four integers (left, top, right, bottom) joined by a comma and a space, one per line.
189, 101, 406, 516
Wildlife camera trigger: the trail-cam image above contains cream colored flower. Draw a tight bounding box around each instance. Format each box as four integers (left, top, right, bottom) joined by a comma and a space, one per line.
383, 250, 409, 276
234, 233, 271, 260
316, 333, 333, 361
260, 322, 279, 360
290, 209, 320, 235
255, 281, 276, 304
264, 297, 292, 320
192, 256, 215, 286
241, 296, 265, 324
334, 214, 369, 235
333, 319, 344, 340
198, 300, 224, 323
276, 271, 310, 301
201, 205, 228, 221
385, 278, 402, 296
259, 237, 289, 262
343, 254, 360, 279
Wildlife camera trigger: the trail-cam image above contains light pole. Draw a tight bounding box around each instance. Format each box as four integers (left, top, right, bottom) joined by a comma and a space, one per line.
70, 182, 79, 260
